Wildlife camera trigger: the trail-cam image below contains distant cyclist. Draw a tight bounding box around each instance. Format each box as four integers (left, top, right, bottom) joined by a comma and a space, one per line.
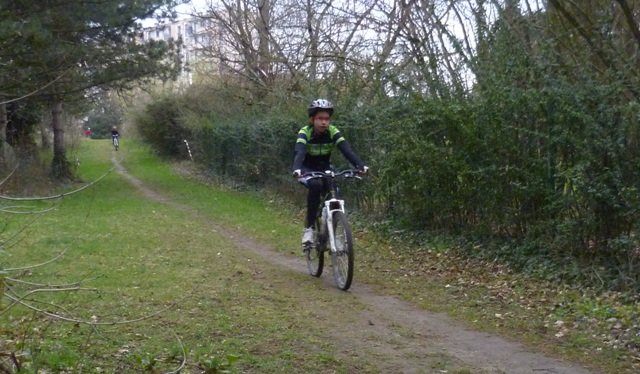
111, 126, 120, 139
292, 99, 368, 246
111, 126, 120, 150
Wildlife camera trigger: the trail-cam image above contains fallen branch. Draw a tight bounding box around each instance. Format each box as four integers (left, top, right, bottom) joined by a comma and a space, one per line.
165, 331, 187, 374
0, 167, 114, 201
10, 294, 78, 320
3, 250, 66, 272
0, 213, 47, 251
3, 293, 189, 326
0, 166, 18, 187
0, 352, 20, 373
0, 205, 57, 214
0, 286, 98, 315
5, 277, 83, 288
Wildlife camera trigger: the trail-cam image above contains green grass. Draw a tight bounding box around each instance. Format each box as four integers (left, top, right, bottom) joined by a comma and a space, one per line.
1, 140, 333, 372
0, 139, 471, 373
114, 140, 638, 373
3, 139, 637, 373
119, 139, 637, 372
119, 141, 300, 254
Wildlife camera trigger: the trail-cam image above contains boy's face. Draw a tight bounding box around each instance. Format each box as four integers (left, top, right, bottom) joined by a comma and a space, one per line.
311, 111, 331, 134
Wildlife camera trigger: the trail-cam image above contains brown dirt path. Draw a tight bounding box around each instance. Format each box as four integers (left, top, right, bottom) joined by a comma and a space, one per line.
113, 156, 599, 374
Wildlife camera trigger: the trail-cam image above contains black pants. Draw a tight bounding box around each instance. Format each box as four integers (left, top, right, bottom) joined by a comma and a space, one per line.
304, 177, 329, 228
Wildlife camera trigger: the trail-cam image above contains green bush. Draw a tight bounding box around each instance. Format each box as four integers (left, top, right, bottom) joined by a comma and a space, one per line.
86, 96, 124, 139
135, 95, 193, 158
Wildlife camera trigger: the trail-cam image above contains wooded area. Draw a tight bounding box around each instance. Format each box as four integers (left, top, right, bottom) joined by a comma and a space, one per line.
136, 0, 640, 290
1, 1, 639, 371
1, 1, 639, 290
0, 0, 181, 178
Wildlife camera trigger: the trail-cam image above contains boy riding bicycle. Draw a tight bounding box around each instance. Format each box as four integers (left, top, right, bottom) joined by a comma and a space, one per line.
292, 99, 368, 246
111, 126, 120, 150
111, 126, 120, 141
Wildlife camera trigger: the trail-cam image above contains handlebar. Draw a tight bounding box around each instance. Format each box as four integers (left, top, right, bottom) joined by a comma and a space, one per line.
301, 169, 363, 180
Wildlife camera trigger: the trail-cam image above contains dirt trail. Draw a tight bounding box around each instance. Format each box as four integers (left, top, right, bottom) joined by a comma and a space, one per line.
113, 157, 598, 374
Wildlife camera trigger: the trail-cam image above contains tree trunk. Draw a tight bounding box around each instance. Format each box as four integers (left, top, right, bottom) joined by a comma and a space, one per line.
0, 103, 6, 143
306, 0, 319, 81
254, 0, 271, 98
257, 0, 271, 75
51, 100, 71, 179
40, 117, 51, 149
0, 103, 7, 169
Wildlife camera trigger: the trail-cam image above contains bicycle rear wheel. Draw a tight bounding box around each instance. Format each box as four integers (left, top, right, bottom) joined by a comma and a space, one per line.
305, 220, 325, 277
330, 211, 353, 290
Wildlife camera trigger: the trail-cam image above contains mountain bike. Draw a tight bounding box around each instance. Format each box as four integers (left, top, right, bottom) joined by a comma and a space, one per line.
301, 169, 362, 290
112, 135, 119, 151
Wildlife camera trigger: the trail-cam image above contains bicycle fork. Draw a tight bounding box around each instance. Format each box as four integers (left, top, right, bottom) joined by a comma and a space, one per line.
323, 198, 345, 253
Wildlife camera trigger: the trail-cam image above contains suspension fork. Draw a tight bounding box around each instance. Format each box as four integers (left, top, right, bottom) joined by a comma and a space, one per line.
324, 198, 345, 253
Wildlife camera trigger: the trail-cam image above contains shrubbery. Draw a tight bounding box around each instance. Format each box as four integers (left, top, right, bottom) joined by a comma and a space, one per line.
135, 95, 193, 158
85, 96, 124, 139
133, 4, 640, 291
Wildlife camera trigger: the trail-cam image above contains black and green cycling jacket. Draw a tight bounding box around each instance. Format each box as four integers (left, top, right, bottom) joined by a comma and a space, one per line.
292, 124, 364, 172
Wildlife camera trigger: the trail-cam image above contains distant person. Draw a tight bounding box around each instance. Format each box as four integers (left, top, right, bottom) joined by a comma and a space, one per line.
111, 126, 120, 150
111, 126, 120, 139
292, 99, 368, 246
84, 128, 92, 137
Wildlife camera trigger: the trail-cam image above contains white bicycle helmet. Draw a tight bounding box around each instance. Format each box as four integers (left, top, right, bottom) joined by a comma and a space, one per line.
308, 98, 334, 117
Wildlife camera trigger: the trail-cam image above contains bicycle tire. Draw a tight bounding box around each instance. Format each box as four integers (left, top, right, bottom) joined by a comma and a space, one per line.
113, 138, 119, 151
305, 219, 325, 277
330, 211, 354, 290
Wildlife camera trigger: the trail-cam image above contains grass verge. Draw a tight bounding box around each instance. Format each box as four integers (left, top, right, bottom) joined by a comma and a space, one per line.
118, 140, 638, 373
1, 139, 475, 373
2, 140, 346, 372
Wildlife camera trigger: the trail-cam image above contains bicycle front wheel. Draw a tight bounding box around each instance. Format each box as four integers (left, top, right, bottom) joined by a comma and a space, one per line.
331, 211, 354, 290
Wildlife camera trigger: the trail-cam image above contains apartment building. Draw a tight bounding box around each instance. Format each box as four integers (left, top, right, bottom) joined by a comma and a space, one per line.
140, 17, 216, 78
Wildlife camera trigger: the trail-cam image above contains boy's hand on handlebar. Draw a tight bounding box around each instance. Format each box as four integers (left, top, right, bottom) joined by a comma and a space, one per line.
358, 166, 369, 175
292, 169, 302, 178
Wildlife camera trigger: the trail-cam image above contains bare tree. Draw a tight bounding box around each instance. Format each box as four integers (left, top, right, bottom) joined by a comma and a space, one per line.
199, 0, 398, 97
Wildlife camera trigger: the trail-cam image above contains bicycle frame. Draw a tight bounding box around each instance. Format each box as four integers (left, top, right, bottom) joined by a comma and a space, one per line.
301, 169, 359, 253
301, 169, 361, 290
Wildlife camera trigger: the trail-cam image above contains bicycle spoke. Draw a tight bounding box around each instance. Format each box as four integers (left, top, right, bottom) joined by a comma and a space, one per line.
331, 211, 353, 290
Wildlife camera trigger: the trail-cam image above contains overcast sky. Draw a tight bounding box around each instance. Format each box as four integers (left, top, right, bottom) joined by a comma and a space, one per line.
174, 0, 208, 17
141, 0, 208, 27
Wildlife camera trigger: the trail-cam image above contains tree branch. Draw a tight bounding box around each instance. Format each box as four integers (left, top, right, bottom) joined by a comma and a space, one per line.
5, 277, 83, 288
165, 332, 187, 374
3, 250, 67, 272
0, 205, 58, 214
1, 285, 98, 315
0, 70, 70, 106
0, 212, 49, 251
3, 293, 189, 326
547, 0, 612, 69
0, 165, 18, 188
0, 167, 114, 201
615, 0, 640, 51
